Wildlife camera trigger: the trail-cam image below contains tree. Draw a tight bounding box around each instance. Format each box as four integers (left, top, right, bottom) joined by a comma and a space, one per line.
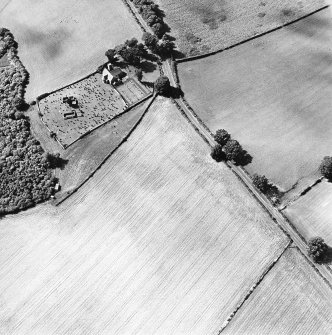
142, 32, 159, 53
319, 156, 332, 180
252, 174, 271, 194
223, 139, 244, 163
158, 39, 175, 57
135, 68, 143, 82
105, 49, 116, 62
214, 129, 230, 146
210, 144, 225, 162
125, 38, 138, 48
154, 76, 171, 96
152, 22, 166, 38
308, 237, 328, 263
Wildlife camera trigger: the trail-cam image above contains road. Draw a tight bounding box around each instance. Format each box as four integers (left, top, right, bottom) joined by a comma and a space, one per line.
162, 60, 332, 288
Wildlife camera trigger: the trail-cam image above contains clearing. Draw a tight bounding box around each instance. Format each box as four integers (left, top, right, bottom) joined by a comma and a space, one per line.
0, 0, 142, 100
284, 180, 332, 246
223, 248, 332, 335
155, 0, 325, 55
0, 98, 288, 334
178, 8, 332, 191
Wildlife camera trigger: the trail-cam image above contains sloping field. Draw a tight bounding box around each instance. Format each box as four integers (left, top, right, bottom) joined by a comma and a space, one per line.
179, 8, 332, 191
285, 180, 332, 245
0, 0, 141, 100
223, 248, 332, 335
155, 0, 325, 55
29, 97, 152, 195
0, 98, 288, 334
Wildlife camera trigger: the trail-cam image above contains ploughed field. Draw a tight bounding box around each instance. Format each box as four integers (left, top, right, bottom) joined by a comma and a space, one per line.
155, 0, 325, 55
0, 98, 289, 334
178, 8, 332, 191
0, 0, 141, 100
223, 248, 332, 335
284, 180, 332, 246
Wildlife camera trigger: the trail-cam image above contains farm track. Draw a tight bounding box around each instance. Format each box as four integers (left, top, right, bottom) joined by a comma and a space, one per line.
162, 58, 332, 289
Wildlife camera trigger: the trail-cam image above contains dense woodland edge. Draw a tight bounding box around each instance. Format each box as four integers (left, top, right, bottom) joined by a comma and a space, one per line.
0, 28, 57, 215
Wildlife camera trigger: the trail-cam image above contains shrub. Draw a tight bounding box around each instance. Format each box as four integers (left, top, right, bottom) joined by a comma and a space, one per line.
308, 237, 328, 263
214, 129, 230, 146
135, 68, 143, 82
252, 174, 272, 194
105, 49, 116, 62
154, 76, 171, 96
319, 156, 332, 180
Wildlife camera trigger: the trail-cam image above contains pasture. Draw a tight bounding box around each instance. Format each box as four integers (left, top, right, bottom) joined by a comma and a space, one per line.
178, 8, 332, 191
0, 0, 142, 100
156, 0, 325, 55
38, 73, 127, 148
285, 180, 332, 246
0, 98, 288, 334
223, 248, 332, 335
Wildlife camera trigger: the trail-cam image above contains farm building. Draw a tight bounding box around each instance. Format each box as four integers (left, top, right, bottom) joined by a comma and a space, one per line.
102, 63, 126, 86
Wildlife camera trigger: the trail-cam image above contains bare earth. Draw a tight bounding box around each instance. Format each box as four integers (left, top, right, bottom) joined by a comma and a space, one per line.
178, 8, 332, 191
0, 0, 142, 100
0, 98, 288, 334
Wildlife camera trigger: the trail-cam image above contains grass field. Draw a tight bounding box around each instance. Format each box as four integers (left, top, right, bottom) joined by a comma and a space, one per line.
0, 0, 142, 100
179, 8, 332, 191
223, 248, 332, 334
39, 73, 127, 147
155, 0, 325, 55
285, 180, 332, 245
0, 98, 288, 334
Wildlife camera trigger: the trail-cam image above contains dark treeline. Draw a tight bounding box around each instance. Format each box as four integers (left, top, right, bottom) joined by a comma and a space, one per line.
0, 28, 57, 215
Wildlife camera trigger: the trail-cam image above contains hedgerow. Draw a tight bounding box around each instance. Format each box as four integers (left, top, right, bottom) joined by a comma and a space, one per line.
0, 28, 56, 215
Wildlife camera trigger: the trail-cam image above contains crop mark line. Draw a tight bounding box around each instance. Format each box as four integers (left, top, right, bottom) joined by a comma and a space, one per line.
55, 95, 156, 206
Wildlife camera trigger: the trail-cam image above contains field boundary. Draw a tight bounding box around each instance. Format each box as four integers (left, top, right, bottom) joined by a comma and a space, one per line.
36, 71, 99, 102
217, 241, 292, 334
280, 177, 324, 210
36, 69, 152, 150
121, 0, 149, 33
54, 94, 156, 206
175, 5, 329, 63
172, 99, 210, 146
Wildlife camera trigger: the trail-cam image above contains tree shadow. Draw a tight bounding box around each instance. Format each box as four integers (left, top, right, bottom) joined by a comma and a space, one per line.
169, 86, 183, 98
139, 61, 157, 73
141, 81, 154, 89
172, 49, 186, 59
323, 246, 332, 265
57, 157, 69, 170
234, 150, 253, 166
